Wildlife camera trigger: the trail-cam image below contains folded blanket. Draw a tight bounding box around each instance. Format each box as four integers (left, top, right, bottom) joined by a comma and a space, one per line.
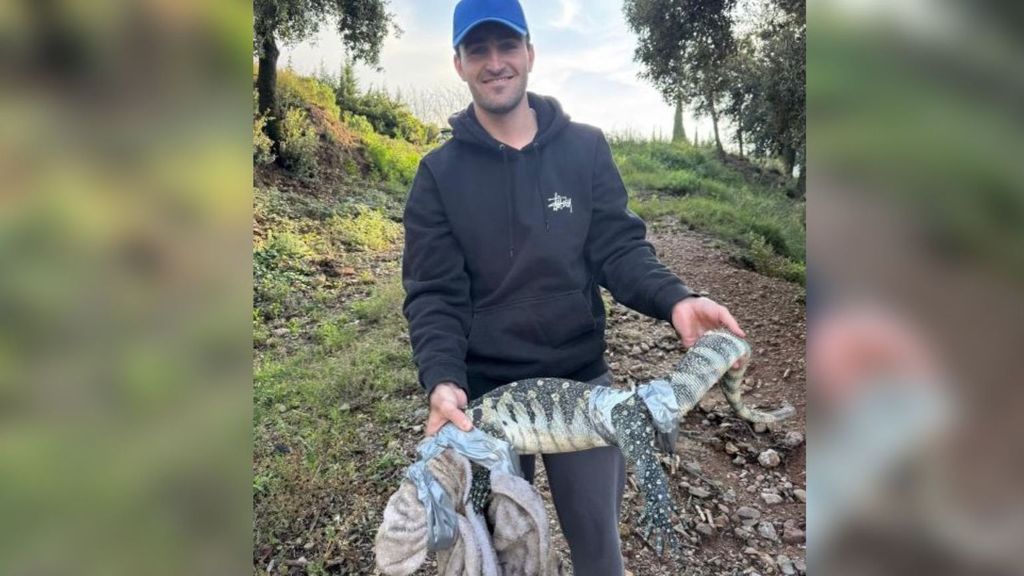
375, 449, 563, 575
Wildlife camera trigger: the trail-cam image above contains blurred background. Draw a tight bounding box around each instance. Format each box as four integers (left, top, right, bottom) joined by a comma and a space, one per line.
1, 0, 1022, 574
0, 1, 253, 575
809, 0, 1024, 573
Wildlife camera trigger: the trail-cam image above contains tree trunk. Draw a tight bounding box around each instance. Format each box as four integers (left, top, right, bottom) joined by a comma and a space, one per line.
708, 91, 723, 155
782, 145, 796, 177
736, 102, 744, 156
672, 96, 688, 144
257, 35, 281, 146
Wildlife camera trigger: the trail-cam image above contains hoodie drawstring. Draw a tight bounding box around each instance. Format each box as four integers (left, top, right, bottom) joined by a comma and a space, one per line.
530, 144, 550, 231
500, 144, 515, 260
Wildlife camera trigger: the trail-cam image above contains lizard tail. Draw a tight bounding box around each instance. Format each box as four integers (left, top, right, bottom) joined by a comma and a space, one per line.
716, 335, 796, 423
668, 330, 796, 424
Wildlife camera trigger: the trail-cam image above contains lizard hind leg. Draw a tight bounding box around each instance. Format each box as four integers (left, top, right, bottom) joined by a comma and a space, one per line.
612, 403, 683, 560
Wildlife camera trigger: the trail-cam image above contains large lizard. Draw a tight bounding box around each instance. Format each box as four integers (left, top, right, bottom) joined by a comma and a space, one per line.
460, 330, 795, 558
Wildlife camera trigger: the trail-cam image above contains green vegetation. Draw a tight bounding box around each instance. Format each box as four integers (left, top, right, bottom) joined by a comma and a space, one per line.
613, 137, 805, 284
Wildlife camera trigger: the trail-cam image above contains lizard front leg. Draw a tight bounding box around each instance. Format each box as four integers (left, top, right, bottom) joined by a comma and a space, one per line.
611, 400, 682, 560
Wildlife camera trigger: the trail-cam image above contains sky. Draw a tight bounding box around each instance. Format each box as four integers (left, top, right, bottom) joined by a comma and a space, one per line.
278, 0, 717, 140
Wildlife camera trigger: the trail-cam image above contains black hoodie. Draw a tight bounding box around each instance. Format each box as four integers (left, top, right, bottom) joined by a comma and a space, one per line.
402, 93, 694, 399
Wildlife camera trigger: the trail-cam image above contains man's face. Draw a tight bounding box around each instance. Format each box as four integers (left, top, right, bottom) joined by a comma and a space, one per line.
454, 22, 534, 115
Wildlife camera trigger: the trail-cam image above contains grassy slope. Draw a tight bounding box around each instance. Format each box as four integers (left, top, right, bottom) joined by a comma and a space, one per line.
252, 84, 805, 573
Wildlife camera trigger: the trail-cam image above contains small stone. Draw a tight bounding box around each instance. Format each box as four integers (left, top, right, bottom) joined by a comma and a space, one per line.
684, 461, 702, 475
272, 328, 290, 337
736, 506, 762, 520
725, 442, 740, 455
783, 527, 805, 544
735, 527, 755, 541
761, 492, 784, 505
714, 514, 729, 528
757, 521, 779, 541
753, 421, 768, 434
758, 449, 782, 468
689, 486, 712, 499
777, 554, 796, 575
783, 431, 805, 448
696, 523, 715, 536
795, 558, 807, 573
733, 456, 747, 466
793, 489, 807, 503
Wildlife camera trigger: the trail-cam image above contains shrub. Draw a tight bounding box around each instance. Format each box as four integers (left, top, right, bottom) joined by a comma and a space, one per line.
747, 233, 806, 284
278, 108, 318, 177
277, 69, 341, 123
330, 207, 401, 251
253, 89, 275, 165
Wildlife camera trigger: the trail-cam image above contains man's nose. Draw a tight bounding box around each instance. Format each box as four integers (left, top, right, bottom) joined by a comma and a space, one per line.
484, 47, 504, 72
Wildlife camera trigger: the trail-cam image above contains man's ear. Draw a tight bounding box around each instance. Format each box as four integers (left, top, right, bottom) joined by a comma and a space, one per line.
527, 42, 535, 72
453, 51, 466, 80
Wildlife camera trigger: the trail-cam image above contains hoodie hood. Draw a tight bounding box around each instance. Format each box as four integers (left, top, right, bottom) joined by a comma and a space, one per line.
448, 92, 571, 151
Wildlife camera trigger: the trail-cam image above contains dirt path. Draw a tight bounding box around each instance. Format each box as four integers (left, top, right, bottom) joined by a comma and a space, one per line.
533, 220, 807, 575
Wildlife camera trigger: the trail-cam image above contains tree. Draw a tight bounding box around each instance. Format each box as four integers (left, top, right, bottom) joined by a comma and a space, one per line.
624, 0, 737, 154
741, 0, 804, 181
254, 0, 396, 144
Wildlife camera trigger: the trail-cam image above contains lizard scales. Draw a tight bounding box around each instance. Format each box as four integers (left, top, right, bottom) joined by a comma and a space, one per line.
460, 329, 795, 558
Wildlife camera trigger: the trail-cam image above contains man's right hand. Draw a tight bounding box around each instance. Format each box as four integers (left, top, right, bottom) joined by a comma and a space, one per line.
426, 382, 474, 436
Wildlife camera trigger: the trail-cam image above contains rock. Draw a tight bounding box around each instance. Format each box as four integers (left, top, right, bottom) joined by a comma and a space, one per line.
631, 345, 641, 355
689, 486, 712, 499
795, 557, 807, 573
753, 421, 768, 434
272, 328, 290, 337
757, 521, 779, 541
725, 442, 740, 455
684, 461, 702, 475
761, 492, 784, 505
736, 506, 762, 520
714, 514, 729, 528
696, 523, 715, 536
783, 527, 806, 544
733, 455, 747, 466
793, 489, 807, 503
735, 527, 756, 541
783, 431, 805, 448
758, 449, 782, 468
777, 554, 796, 575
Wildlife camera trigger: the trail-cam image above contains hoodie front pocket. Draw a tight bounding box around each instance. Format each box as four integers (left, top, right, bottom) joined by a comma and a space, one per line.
468, 291, 596, 360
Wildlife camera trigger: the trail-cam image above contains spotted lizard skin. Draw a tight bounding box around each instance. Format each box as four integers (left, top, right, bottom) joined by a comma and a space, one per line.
462, 330, 795, 559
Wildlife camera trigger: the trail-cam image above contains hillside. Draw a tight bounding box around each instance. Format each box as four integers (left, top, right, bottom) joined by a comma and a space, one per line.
253, 71, 806, 575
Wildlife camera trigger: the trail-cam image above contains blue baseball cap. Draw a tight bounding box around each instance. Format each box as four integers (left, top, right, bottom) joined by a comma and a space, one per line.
452, 0, 529, 49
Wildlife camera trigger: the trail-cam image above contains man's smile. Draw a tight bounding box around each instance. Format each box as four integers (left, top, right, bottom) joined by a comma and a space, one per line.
482, 75, 515, 85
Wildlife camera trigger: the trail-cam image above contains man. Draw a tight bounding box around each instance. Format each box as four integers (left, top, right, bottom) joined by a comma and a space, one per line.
401, 0, 745, 572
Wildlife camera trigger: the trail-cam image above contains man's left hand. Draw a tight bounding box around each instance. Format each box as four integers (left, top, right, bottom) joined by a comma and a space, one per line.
671, 296, 746, 368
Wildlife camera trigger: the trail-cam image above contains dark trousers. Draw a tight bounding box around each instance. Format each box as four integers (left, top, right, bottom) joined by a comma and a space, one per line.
519, 372, 627, 576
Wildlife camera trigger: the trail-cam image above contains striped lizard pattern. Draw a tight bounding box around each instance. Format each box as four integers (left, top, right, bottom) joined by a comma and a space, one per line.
462, 330, 795, 559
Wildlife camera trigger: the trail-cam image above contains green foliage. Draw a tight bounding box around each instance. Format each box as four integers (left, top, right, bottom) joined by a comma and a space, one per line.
277, 69, 342, 122
344, 113, 421, 185
618, 136, 805, 284
320, 63, 440, 145
254, 0, 394, 66
278, 108, 318, 177
747, 233, 806, 284
253, 230, 314, 318
329, 206, 401, 251
350, 279, 405, 325
316, 316, 357, 352
253, 89, 275, 165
